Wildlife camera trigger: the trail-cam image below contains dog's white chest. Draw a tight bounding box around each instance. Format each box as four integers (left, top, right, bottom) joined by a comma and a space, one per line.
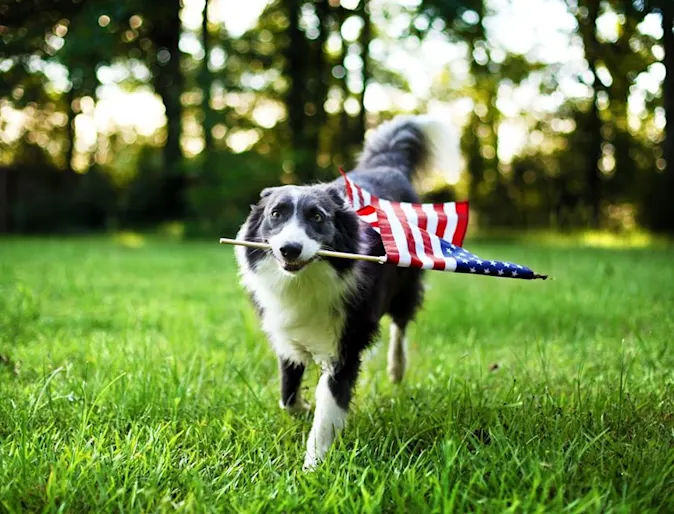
243, 259, 350, 365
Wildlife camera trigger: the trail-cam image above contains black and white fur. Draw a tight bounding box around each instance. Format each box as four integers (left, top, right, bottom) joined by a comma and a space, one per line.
235, 115, 459, 469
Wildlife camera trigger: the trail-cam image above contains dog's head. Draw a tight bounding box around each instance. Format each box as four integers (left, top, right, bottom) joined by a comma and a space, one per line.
247, 184, 359, 274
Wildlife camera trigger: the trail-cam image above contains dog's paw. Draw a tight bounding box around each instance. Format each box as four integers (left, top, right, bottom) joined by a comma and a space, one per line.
302, 453, 321, 472
279, 398, 312, 416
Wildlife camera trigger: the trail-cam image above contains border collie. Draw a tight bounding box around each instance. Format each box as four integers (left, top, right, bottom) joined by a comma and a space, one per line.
235, 115, 458, 469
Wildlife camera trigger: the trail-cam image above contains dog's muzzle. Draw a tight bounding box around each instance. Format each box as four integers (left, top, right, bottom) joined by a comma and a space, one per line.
278, 242, 312, 273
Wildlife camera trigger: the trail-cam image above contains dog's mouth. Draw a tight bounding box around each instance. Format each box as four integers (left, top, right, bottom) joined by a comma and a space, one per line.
277, 257, 316, 274
282, 261, 307, 273
267, 242, 318, 274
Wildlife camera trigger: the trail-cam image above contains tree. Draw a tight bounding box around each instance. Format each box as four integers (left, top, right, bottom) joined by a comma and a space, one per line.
284, 0, 311, 180
144, 0, 185, 218
356, 0, 371, 144
661, 0, 674, 219
201, 0, 215, 154
568, 0, 604, 227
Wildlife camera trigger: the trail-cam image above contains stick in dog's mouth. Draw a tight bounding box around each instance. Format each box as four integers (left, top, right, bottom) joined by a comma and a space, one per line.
219, 238, 387, 264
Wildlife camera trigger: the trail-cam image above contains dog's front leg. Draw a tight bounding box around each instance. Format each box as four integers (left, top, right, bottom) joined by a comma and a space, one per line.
303, 358, 360, 470
279, 358, 310, 414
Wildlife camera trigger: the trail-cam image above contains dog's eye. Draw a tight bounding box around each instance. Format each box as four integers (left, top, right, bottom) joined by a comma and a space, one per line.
271, 210, 281, 218
312, 212, 323, 223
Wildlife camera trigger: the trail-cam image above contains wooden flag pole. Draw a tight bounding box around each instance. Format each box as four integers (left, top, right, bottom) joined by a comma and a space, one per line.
219, 238, 548, 279
218, 238, 387, 264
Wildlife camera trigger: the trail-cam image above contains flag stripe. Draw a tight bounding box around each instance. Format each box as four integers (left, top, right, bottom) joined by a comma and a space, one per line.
357, 206, 379, 230
390, 202, 423, 268
412, 204, 435, 259
415, 204, 428, 231
433, 203, 449, 243
442, 202, 458, 242
344, 176, 354, 205
423, 203, 439, 237
400, 203, 444, 269
422, 204, 446, 271
369, 197, 400, 264
356, 186, 365, 209
380, 200, 413, 266
400, 203, 436, 269
453, 202, 469, 246
341, 172, 486, 276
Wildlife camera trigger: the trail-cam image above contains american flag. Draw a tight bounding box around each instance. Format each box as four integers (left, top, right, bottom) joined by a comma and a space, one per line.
342, 172, 547, 280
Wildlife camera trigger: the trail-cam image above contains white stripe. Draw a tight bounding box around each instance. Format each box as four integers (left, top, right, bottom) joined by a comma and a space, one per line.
346, 177, 360, 210
422, 204, 444, 260
362, 189, 372, 206
442, 253, 458, 271
422, 203, 439, 237
359, 212, 378, 224
400, 203, 435, 269
442, 202, 459, 241
353, 183, 362, 210
378, 200, 412, 266
426, 231, 458, 272
358, 210, 381, 233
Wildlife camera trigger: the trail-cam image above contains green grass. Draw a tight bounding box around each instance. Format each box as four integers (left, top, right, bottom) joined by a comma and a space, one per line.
1, 236, 674, 513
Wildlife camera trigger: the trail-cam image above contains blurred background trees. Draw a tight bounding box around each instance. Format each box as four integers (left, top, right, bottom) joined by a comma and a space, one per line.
0, 0, 672, 236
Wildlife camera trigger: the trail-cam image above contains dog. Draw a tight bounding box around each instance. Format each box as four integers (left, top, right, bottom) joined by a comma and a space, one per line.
235, 114, 458, 469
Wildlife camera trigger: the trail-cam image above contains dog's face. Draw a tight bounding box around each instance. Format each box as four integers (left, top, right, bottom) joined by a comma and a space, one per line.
254, 185, 350, 274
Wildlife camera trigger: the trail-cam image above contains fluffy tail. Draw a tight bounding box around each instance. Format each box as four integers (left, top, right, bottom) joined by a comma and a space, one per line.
356, 115, 461, 179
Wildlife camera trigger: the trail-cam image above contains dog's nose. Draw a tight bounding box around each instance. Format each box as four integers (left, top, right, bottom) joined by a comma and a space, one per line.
280, 243, 303, 261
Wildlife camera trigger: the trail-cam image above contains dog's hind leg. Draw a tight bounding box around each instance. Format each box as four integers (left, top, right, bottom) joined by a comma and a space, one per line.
387, 269, 424, 384
279, 358, 310, 414
387, 322, 407, 384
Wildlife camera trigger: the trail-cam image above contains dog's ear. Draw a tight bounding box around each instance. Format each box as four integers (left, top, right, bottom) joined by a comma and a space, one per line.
260, 187, 276, 199
250, 186, 276, 211
325, 185, 347, 208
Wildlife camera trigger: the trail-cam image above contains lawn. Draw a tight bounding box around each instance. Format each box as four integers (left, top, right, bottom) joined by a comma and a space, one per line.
1, 236, 674, 513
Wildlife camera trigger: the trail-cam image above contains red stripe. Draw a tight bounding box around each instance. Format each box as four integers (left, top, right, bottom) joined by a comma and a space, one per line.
340, 168, 354, 204
357, 205, 376, 216
433, 204, 448, 241
452, 202, 469, 246
430, 236, 447, 270
390, 202, 423, 268
356, 184, 365, 208
356, 206, 379, 228
369, 198, 399, 264
411, 204, 438, 267
414, 204, 428, 231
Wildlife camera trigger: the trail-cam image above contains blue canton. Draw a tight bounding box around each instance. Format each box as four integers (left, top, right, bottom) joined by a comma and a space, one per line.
439, 240, 536, 279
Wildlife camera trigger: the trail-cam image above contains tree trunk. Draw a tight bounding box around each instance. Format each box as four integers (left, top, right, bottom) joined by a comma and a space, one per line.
310, 0, 329, 175
285, 0, 309, 181
65, 86, 76, 173
0, 168, 8, 233
356, 0, 371, 144
661, 0, 674, 206
465, 16, 493, 219
201, 0, 214, 154
338, 6, 351, 156
151, 0, 185, 218
578, 0, 603, 227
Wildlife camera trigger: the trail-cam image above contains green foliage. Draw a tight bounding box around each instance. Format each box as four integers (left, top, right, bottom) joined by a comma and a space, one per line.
120, 148, 175, 226
185, 151, 283, 237
1, 0, 673, 234
2, 164, 117, 233
1, 237, 674, 511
